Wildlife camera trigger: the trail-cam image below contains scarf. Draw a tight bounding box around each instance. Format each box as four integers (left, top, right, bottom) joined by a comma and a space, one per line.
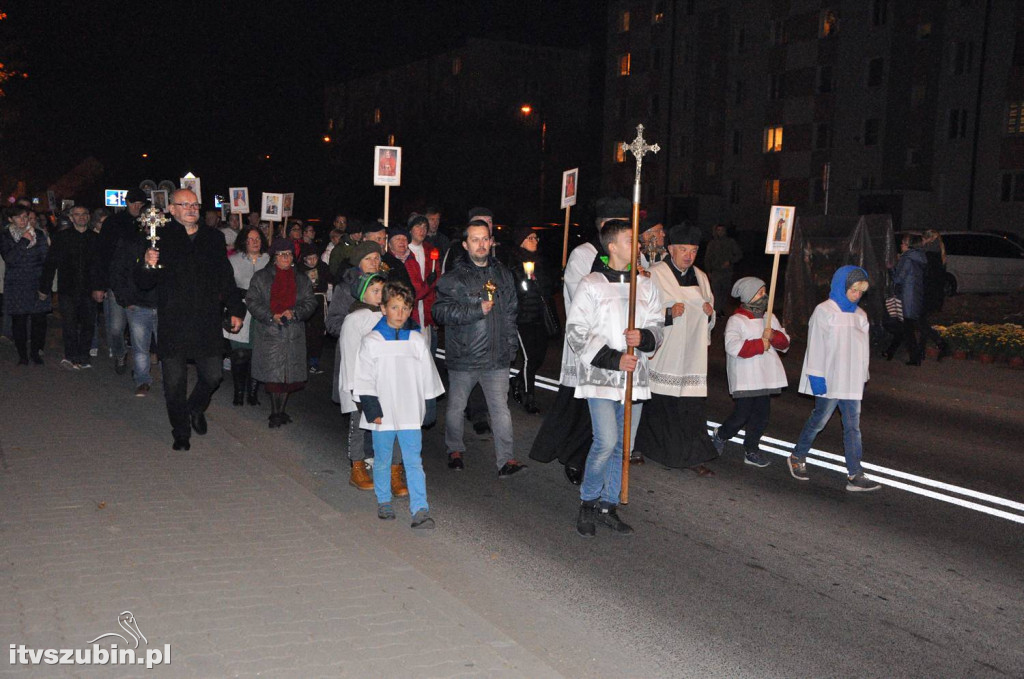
829, 265, 868, 313
7, 225, 37, 248
270, 266, 297, 314
742, 297, 768, 318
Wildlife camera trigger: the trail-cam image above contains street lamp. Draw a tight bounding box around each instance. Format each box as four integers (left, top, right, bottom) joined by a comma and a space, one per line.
520, 103, 547, 218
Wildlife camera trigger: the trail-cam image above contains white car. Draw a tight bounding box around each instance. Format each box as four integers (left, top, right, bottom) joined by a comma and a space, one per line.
941, 232, 1024, 294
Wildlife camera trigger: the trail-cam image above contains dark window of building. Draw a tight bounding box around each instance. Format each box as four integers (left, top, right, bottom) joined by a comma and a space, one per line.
1013, 30, 1024, 67
952, 41, 975, 75
916, 22, 932, 40
652, 47, 663, 72
815, 123, 832, 149
872, 0, 888, 26
763, 178, 780, 204
811, 177, 825, 203
653, 2, 667, 25
1007, 102, 1024, 135
770, 19, 786, 46
677, 135, 687, 158
618, 10, 630, 33
867, 58, 884, 87
1001, 173, 1013, 201
768, 73, 785, 100
730, 180, 741, 204
617, 97, 627, 119
864, 118, 881, 146
911, 83, 927, 106
735, 26, 746, 52
732, 130, 742, 155
1015, 173, 1024, 202
817, 66, 834, 94
651, 95, 660, 118
763, 125, 783, 152
706, 161, 717, 177
686, 0, 695, 16
734, 80, 745, 105
820, 10, 839, 38
906, 148, 922, 167
948, 109, 968, 139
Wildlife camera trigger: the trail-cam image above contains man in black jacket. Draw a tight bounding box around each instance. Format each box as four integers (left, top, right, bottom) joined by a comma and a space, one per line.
136, 189, 244, 450
432, 220, 525, 477
110, 228, 161, 397
39, 205, 99, 369
91, 188, 147, 373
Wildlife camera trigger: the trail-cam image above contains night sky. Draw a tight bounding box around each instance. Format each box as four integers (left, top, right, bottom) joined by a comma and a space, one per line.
4, 1, 606, 216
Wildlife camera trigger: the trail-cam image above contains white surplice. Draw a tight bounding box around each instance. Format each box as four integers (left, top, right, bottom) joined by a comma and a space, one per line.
647, 261, 715, 397
353, 330, 445, 431
798, 299, 870, 401
337, 308, 382, 413
558, 242, 599, 386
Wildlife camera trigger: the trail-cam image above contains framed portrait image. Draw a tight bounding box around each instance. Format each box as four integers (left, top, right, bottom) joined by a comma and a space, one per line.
373, 145, 401, 186
151, 189, 169, 213
261, 192, 283, 222
179, 176, 202, 204
229, 186, 249, 214
560, 168, 579, 209
765, 205, 795, 254
282, 192, 295, 217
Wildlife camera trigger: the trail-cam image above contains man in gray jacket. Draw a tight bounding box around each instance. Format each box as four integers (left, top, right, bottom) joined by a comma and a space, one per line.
432, 220, 524, 477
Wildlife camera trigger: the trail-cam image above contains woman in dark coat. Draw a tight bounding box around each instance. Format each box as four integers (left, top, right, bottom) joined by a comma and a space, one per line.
885, 233, 928, 365
1, 205, 51, 364
298, 243, 330, 374
247, 238, 317, 427
506, 226, 555, 414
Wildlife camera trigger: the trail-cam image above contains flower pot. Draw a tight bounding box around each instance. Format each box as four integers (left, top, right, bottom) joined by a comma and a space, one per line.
978, 353, 995, 364
925, 346, 940, 359
952, 350, 968, 360
1009, 356, 1024, 369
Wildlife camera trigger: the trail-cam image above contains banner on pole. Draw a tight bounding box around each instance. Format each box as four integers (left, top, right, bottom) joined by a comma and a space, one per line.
560, 168, 578, 209
229, 187, 249, 214
373, 146, 401, 186
282, 192, 295, 217
765, 205, 795, 255
261, 192, 283, 222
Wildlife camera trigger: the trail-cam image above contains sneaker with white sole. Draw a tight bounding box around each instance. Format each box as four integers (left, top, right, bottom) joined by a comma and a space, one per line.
846, 473, 881, 492
60, 359, 79, 371
787, 456, 809, 481
744, 449, 771, 468
711, 427, 725, 454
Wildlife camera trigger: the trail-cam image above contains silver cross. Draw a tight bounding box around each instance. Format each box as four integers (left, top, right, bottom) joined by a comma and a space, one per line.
621, 124, 660, 185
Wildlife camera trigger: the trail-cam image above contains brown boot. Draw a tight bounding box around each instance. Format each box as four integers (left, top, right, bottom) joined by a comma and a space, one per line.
349, 461, 373, 491
391, 465, 409, 497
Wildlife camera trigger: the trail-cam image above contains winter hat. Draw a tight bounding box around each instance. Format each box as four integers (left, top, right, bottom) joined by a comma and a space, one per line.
667, 222, 702, 246
350, 272, 384, 302
513, 225, 536, 248
640, 212, 663, 234
125, 188, 148, 204
299, 243, 317, 260
270, 238, 294, 254
347, 241, 382, 266
388, 227, 410, 243
732, 277, 766, 304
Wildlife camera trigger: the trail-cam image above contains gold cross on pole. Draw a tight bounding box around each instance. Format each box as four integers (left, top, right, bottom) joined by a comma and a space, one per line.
622, 124, 660, 186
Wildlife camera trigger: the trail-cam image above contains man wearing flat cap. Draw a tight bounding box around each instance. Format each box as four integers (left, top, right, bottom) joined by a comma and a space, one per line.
634, 222, 719, 474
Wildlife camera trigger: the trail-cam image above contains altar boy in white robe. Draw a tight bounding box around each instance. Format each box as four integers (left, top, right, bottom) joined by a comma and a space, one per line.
354, 281, 446, 529
788, 266, 881, 492
565, 220, 664, 538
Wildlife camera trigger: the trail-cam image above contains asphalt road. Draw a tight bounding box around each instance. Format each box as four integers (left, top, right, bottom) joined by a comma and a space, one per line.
251, 334, 1024, 678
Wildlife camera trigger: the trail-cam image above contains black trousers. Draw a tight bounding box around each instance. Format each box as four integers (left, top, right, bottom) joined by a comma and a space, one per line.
161, 355, 224, 440
717, 394, 771, 453
11, 313, 47, 360
515, 324, 548, 395
59, 294, 96, 364
887, 318, 921, 362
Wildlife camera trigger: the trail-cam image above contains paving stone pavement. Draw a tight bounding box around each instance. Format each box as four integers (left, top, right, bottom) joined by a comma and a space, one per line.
0, 351, 563, 678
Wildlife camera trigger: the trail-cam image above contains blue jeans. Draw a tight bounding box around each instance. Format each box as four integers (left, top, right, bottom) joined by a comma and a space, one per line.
581, 399, 643, 505
794, 397, 863, 476
104, 290, 128, 359
372, 429, 427, 515
445, 369, 514, 468
125, 306, 158, 387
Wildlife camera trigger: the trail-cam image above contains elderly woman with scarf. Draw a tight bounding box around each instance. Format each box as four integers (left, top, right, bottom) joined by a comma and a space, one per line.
787, 265, 881, 492
1, 205, 51, 365
712, 277, 790, 468
247, 238, 317, 428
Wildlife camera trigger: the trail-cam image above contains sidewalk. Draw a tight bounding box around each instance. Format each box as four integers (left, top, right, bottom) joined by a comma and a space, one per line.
0, 347, 561, 678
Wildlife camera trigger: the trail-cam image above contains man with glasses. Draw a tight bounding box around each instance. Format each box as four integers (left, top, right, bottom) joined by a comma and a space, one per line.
136, 189, 244, 451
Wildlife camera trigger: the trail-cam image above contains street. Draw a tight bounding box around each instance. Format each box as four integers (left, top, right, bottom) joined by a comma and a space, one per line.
2, 331, 1022, 677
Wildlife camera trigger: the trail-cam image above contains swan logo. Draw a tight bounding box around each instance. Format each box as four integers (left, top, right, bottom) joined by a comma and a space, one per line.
8, 611, 170, 668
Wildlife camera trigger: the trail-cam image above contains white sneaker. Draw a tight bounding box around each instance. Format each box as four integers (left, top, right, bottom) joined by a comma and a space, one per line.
60, 359, 79, 371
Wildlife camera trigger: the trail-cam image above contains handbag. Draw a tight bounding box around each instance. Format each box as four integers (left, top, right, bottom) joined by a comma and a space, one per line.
541, 298, 561, 337
885, 295, 904, 322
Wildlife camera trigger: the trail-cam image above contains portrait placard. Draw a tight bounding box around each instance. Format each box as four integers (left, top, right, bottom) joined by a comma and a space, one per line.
560, 168, 579, 209
179, 176, 202, 204
765, 205, 795, 255
150, 190, 168, 213
282, 192, 295, 217
229, 187, 249, 214
373, 146, 401, 186
261, 192, 283, 222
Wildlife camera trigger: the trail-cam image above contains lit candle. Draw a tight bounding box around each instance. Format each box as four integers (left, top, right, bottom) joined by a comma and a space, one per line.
523, 261, 535, 278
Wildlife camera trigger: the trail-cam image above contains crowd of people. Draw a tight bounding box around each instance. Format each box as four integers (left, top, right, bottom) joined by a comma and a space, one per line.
3, 188, 894, 534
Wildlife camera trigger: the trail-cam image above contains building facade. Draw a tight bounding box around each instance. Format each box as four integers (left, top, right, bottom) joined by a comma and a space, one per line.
602, 0, 1024, 236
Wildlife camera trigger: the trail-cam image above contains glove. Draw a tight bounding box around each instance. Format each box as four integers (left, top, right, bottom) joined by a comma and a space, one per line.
426, 271, 437, 285
808, 375, 827, 396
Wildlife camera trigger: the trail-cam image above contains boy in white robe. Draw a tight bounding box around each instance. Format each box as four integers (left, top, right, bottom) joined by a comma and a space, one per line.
713, 277, 790, 468
565, 220, 664, 538
788, 266, 881, 492
354, 281, 445, 528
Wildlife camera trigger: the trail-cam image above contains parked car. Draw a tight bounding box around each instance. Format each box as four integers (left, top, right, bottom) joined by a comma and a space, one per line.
899, 231, 1024, 294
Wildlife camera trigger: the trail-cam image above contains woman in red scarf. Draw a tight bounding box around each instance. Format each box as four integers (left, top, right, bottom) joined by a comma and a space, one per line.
246, 238, 317, 427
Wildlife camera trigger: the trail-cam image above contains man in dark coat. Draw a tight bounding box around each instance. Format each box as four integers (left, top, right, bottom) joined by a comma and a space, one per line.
91, 187, 147, 373
135, 189, 244, 450
432, 220, 524, 477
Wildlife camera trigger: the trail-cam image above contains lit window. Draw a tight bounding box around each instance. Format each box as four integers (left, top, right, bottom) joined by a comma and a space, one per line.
763, 179, 780, 204
1006, 102, 1024, 134
817, 66, 833, 94
652, 2, 666, 24
618, 53, 631, 76
618, 10, 630, 33
820, 10, 838, 38
373, 108, 382, 124
615, 142, 626, 163
452, 57, 462, 75
763, 126, 783, 153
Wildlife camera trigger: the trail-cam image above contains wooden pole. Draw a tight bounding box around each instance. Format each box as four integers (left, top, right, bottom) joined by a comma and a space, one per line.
764, 252, 781, 330
561, 205, 571, 270
383, 185, 390, 227
620, 198, 641, 505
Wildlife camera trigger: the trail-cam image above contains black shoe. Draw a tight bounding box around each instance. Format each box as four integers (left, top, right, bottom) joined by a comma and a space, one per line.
189, 410, 208, 435
596, 505, 634, 534
905, 359, 921, 366
172, 437, 191, 451
114, 353, 128, 374
268, 413, 282, 429
576, 502, 597, 538
564, 465, 583, 486
279, 412, 292, 425
524, 397, 540, 414
473, 421, 491, 436
509, 376, 522, 404
232, 390, 245, 406
447, 452, 464, 470
30, 353, 43, 365
247, 380, 261, 406
497, 461, 527, 478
